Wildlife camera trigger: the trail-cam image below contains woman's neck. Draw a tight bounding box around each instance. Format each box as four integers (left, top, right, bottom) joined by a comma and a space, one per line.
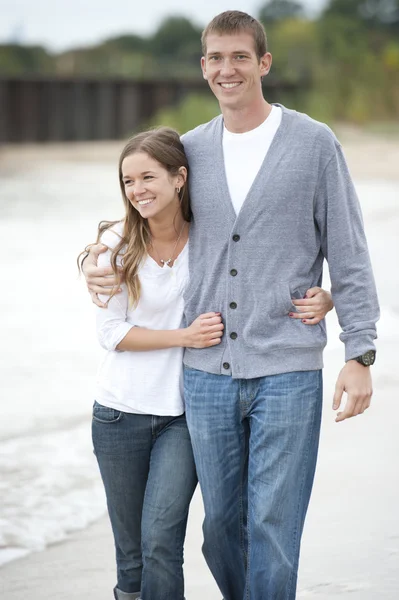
148, 211, 187, 243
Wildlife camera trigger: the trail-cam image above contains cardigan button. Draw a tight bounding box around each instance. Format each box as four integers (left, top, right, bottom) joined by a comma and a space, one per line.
229, 302, 237, 309
232, 234, 240, 242
230, 332, 238, 340
230, 269, 237, 276
223, 362, 230, 370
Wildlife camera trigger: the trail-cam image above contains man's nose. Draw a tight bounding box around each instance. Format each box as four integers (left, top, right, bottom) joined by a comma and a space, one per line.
220, 58, 235, 77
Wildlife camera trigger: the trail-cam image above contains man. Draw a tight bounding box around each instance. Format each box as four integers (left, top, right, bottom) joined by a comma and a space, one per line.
84, 11, 379, 600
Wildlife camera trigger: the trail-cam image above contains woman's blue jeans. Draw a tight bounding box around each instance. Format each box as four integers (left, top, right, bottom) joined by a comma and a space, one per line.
92, 402, 197, 600
184, 368, 323, 600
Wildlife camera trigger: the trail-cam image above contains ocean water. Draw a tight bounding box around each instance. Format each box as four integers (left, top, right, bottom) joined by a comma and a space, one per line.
1, 153, 399, 567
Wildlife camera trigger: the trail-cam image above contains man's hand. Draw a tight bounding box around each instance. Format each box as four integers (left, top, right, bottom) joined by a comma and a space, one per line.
333, 361, 373, 423
82, 243, 120, 308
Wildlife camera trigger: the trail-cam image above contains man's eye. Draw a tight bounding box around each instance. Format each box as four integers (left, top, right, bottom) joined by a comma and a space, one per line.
209, 56, 220, 61
235, 55, 246, 60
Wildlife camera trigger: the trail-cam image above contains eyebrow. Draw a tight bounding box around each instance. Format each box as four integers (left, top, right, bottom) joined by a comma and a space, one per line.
122, 171, 155, 180
207, 50, 250, 56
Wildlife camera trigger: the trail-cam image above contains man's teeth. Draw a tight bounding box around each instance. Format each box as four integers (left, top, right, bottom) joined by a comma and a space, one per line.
221, 83, 240, 88
138, 199, 155, 205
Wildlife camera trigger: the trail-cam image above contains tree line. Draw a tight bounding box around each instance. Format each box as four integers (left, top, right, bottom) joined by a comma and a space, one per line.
1, 0, 399, 123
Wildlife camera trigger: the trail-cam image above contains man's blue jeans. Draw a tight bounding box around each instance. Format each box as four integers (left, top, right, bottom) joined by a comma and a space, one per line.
92, 402, 197, 600
184, 368, 323, 600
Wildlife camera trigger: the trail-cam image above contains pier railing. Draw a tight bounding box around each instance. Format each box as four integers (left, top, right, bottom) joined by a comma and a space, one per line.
0, 77, 303, 143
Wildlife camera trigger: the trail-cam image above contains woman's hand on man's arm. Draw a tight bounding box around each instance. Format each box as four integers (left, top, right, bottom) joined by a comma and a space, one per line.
116, 313, 224, 352
181, 312, 224, 348
289, 287, 334, 325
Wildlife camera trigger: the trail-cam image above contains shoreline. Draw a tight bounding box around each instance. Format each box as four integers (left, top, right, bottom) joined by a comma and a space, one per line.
1, 126, 399, 181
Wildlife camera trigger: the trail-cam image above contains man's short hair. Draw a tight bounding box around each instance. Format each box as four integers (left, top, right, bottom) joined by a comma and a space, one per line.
201, 11, 268, 61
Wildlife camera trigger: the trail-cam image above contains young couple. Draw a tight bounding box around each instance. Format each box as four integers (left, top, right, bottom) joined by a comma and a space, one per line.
81, 11, 379, 600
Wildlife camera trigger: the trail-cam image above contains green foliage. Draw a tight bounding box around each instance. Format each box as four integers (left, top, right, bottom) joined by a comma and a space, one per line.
383, 40, 399, 69
148, 93, 220, 134
0, 44, 54, 75
267, 19, 317, 82
103, 34, 148, 53
151, 16, 202, 64
323, 0, 365, 20
259, 0, 305, 24
318, 14, 369, 60
360, 0, 399, 28
312, 2, 399, 122
52, 16, 203, 78
323, 0, 399, 29
56, 44, 156, 78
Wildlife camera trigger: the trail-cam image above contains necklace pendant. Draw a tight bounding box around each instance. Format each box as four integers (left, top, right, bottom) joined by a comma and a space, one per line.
151, 222, 186, 268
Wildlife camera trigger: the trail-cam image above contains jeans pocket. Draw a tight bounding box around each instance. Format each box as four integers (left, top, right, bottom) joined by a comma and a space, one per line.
92, 400, 124, 424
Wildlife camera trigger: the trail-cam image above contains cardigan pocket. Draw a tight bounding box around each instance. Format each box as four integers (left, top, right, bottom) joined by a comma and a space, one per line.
268, 283, 324, 319
269, 283, 297, 317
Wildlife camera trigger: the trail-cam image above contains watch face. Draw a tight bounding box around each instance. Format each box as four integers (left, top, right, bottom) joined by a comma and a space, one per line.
362, 350, 376, 366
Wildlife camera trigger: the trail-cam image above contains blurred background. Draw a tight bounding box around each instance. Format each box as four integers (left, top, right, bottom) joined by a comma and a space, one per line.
1, 1, 399, 598
1, 0, 399, 139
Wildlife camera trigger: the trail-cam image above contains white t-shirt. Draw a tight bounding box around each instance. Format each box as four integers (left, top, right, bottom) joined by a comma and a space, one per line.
95, 223, 189, 416
223, 105, 282, 215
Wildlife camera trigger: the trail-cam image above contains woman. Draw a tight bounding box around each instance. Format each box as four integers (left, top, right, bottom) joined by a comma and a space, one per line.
81, 127, 333, 600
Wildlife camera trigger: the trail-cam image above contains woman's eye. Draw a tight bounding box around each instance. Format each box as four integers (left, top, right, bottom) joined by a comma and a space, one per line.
144, 176, 153, 180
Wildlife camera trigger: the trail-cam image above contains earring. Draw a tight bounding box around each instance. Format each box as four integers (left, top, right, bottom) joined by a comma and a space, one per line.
176, 187, 181, 194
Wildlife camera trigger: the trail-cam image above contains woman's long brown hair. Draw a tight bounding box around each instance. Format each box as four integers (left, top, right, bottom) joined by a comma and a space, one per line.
78, 127, 191, 307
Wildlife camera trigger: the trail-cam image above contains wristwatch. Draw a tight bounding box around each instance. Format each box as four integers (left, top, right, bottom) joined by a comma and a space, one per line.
353, 350, 376, 366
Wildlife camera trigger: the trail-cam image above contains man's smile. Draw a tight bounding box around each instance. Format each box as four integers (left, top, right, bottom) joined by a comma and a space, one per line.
219, 82, 242, 89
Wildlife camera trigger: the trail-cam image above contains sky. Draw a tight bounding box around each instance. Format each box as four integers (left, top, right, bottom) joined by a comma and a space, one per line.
0, 0, 329, 52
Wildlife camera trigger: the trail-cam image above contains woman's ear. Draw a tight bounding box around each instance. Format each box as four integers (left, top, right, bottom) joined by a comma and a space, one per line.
177, 166, 188, 186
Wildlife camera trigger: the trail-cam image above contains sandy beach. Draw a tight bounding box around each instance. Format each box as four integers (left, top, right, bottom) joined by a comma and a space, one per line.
1, 361, 399, 600
1, 128, 399, 599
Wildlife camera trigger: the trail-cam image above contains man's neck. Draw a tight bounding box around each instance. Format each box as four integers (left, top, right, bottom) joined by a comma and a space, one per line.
222, 99, 272, 134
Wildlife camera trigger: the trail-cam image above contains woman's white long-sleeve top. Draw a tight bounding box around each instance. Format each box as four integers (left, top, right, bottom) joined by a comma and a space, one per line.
95, 222, 189, 416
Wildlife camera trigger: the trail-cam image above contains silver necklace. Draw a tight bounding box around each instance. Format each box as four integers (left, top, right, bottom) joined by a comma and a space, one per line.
151, 222, 186, 267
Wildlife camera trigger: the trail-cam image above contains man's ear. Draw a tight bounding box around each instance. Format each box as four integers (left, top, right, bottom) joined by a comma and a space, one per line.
201, 56, 208, 80
260, 52, 272, 77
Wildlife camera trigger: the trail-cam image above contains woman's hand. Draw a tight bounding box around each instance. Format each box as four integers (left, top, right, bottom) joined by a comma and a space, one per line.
183, 312, 224, 348
289, 287, 333, 325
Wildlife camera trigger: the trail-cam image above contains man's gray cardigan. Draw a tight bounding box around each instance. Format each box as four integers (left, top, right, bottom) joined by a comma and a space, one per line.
181, 105, 379, 379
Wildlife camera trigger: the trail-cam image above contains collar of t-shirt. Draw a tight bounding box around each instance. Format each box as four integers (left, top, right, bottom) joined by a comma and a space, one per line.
222, 105, 283, 215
